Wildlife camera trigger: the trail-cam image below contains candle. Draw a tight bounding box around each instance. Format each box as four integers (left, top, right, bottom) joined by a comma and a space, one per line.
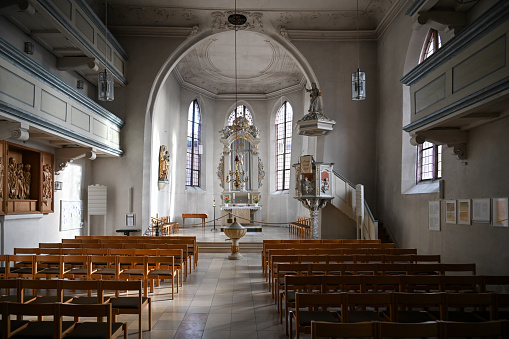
233, 193, 235, 199
248, 193, 251, 200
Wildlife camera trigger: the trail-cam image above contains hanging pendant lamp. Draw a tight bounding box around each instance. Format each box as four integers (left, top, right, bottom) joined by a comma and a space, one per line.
98, 0, 114, 101
352, 0, 366, 101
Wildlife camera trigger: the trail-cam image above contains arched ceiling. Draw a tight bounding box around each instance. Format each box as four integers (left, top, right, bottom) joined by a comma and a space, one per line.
175, 30, 304, 96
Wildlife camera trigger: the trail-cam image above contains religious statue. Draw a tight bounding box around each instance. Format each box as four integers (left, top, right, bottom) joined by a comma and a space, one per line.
305, 82, 321, 113
42, 163, 53, 205
158, 145, 170, 182
24, 164, 31, 198
8, 157, 16, 199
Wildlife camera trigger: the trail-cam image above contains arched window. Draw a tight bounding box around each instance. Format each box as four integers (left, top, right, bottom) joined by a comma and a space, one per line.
227, 105, 253, 126
420, 28, 442, 63
417, 28, 442, 183
186, 99, 201, 187
275, 101, 293, 191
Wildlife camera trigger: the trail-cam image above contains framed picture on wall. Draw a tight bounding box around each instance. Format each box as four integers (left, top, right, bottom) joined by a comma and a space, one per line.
428, 200, 440, 231
492, 197, 508, 227
445, 200, 456, 224
472, 198, 490, 223
457, 199, 471, 225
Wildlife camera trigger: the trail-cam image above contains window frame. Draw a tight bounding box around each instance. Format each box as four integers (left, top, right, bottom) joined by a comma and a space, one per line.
416, 142, 442, 183
420, 28, 441, 63
186, 99, 201, 187
275, 101, 293, 191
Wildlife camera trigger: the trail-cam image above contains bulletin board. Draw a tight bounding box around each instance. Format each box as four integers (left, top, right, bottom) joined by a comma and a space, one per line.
60, 200, 83, 231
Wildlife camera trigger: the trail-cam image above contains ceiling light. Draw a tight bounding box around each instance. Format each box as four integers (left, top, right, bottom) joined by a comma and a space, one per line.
352, 0, 366, 101
98, 0, 114, 101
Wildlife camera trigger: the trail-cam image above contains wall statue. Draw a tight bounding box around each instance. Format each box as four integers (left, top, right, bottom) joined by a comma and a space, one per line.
42, 163, 53, 205
158, 145, 170, 182
7, 157, 32, 199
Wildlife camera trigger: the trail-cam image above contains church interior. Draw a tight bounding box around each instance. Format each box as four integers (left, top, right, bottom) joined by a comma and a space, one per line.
0, 0, 508, 338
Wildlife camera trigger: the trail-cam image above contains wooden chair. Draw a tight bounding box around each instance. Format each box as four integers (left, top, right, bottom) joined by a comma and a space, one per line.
341, 292, 392, 323
100, 280, 151, 339
281, 275, 323, 335
147, 256, 178, 299
117, 256, 149, 297
19, 279, 73, 305
322, 275, 363, 293
289, 292, 341, 339
483, 276, 509, 293
310, 321, 377, 339
440, 293, 494, 322
1, 302, 75, 338
34, 254, 69, 280
0, 302, 30, 337
157, 249, 184, 286
363, 275, 401, 293
378, 321, 440, 338
391, 292, 443, 323
0, 279, 20, 303
62, 255, 93, 280
441, 263, 476, 275
441, 275, 483, 293
59, 279, 105, 306
441, 319, 509, 338
7, 254, 36, 279
59, 303, 128, 339
90, 255, 120, 281
0, 255, 9, 279
401, 275, 441, 293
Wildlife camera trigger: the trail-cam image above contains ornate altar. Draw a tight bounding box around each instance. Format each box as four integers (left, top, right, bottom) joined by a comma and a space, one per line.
0, 141, 54, 214
293, 155, 334, 239
217, 113, 264, 225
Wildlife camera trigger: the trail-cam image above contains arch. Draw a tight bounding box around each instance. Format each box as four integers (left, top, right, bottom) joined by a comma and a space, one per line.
142, 27, 321, 223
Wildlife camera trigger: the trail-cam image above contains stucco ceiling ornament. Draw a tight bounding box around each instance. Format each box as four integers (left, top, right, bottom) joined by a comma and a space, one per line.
211, 11, 264, 33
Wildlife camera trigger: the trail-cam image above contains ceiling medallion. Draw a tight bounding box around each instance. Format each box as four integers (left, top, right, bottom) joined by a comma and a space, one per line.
228, 13, 247, 25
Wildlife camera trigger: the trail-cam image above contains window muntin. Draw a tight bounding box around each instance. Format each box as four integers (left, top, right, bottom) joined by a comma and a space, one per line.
275, 101, 293, 191
186, 100, 201, 187
417, 141, 442, 182
227, 105, 253, 126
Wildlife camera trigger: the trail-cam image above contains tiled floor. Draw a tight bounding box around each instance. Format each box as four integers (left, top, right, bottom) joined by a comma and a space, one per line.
123, 226, 294, 339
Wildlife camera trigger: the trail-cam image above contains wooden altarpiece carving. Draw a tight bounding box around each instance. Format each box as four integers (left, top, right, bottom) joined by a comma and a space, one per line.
0, 141, 54, 214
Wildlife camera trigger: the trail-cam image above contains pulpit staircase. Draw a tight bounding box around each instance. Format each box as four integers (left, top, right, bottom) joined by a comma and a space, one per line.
329, 171, 380, 241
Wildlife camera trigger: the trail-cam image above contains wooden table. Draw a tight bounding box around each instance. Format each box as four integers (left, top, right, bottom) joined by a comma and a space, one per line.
116, 228, 141, 236
182, 213, 209, 228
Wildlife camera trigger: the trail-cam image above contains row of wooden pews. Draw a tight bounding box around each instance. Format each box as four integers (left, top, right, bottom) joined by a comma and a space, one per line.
261, 239, 509, 339
2, 235, 197, 339
289, 217, 312, 238
150, 215, 179, 235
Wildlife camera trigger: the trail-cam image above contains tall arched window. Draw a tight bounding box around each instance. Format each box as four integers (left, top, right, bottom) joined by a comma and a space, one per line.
186, 99, 201, 187
227, 105, 253, 126
275, 101, 293, 191
417, 29, 442, 183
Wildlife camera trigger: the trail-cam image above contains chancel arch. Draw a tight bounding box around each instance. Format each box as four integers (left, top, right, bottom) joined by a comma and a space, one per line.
143, 27, 320, 223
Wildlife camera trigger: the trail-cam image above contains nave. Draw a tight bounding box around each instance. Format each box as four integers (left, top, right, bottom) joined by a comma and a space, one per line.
144, 252, 286, 339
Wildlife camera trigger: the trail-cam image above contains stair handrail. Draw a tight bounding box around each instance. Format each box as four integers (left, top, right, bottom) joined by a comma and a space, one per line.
333, 170, 378, 240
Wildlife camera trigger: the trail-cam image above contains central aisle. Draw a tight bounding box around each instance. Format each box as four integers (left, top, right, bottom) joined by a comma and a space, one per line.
138, 252, 287, 339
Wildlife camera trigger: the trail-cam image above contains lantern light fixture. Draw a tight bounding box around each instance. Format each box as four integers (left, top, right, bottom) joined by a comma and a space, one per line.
352, 0, 366, 101
98, 0, 114, 101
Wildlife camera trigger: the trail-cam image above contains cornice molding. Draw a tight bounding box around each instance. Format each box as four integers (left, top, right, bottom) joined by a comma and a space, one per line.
400, 0, 509, 86
287, 29, 377, 41
110, 25, 193, 38
174, 68, 305, 100
0, 37, 124, 128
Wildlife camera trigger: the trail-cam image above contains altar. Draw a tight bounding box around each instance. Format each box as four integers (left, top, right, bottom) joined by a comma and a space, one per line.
220, 204, 261, 226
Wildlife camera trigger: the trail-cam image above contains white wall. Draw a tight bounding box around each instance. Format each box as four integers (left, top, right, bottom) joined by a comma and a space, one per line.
376, 1, 509, 275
